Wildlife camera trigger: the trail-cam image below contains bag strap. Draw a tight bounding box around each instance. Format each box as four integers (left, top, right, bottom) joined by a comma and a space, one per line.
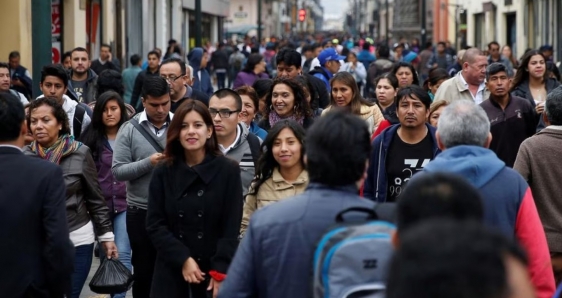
73, 104, 86, 139
129, 118, 165, 153
335, 207, 379, 223
246, 133, 261, 167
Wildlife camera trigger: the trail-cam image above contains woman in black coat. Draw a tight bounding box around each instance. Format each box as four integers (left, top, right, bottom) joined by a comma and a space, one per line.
146, 99, 243, 298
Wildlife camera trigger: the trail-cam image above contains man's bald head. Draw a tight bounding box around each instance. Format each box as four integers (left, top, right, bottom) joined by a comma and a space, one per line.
462, 48, 484, 64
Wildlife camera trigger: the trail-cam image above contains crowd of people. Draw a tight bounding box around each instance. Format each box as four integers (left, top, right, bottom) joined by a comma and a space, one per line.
1, 35, 562, 298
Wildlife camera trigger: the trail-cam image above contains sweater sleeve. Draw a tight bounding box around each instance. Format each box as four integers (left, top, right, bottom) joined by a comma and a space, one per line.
363, 138, 380, 200
82, 149, 114, 236
111, 123, 155, 181
515, 188, 556, 298
513, 142, 531, 182
371, 106, 385, 133
240, 185, 258, 238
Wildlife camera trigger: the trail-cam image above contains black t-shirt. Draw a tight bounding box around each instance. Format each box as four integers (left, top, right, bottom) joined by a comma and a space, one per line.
386, 131, 434, 202
71, 79, 87, 102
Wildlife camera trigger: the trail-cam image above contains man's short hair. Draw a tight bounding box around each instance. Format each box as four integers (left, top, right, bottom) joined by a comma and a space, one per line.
462, 48, 484, 64
8, 51, 20, 59
71, 47, 89, 59
545, 86, 562, 125
395, 85, 431, 109
437, 41, 446, 47
40, 64, 69, 88
0, 62, 9, 71
0, 92, 25, 142
97, 70, 124, 96
438, 100, 490, 148
488, 41, 500, 50
306, 110, 371, 186
387, 219, 527, 298
377, 44, 390, 58
275, 48, 302, 68
211, 88, 242, 111
397, 172, 484, 235
148, 50, 161, 59
101, 43, 112, 52
160, 57, 186, 75
141, 76, 169, 99
62, 51, 72, 61
486, 62, 508, 81
130, 54, 141, 66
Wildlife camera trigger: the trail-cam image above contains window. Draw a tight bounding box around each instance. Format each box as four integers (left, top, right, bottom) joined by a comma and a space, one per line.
474, 13, 485, 49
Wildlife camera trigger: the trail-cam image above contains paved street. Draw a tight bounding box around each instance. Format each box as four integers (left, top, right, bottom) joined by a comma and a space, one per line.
80, 257, 133, 298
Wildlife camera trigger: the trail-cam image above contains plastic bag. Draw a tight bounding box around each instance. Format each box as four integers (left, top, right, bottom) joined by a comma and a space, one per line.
89, 258, 134, 294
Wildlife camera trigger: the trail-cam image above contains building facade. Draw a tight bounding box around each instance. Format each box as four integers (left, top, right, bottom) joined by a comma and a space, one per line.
463, 0, 562, 61
392, 0, 433, 42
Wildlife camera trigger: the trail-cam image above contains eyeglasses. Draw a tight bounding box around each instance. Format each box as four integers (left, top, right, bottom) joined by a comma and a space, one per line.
160, 74, 184, 82
209, 108, 240, 118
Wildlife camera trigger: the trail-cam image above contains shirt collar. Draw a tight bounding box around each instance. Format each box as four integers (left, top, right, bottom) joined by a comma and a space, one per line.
219, 125, 242, 154
459, 71, 486, 92
139, 111, 174, 126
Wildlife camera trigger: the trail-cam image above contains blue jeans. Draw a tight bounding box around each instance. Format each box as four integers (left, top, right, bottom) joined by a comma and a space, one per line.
99, 211, 132, 298
71, 243, 94, 298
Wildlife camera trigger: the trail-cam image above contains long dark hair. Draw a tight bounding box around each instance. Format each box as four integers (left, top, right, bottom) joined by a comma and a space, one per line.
511, 50, 548, 92
264, 77, 313, 120
249, 119, 306, 195
423, 68, 450, 92
79, 91, 128, 160
164, 99, 221, 164
243, 53, 264, 73
294, 75, 320, 110
391, 61, 420, 86
330, 72, 373, 115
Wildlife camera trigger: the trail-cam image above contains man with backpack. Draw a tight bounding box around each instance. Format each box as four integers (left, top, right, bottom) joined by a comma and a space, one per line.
218, 110, 375, 298
366, 44, 394, 97
228, 47, 245, 88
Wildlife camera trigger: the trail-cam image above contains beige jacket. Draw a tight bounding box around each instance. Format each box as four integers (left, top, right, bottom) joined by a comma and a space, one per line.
434, 71, 490, 103
322, 104, 384, 134
240, 168, 308, 237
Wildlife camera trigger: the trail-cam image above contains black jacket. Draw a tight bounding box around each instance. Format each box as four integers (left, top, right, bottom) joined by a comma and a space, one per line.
171, 85, 210, 112
90, 59, 120, 78
0, 147, 74, 297
258, 116, 314, 131
211, 49, 230, 70
66, 69, 98, 103
147, 154, 243, 297
131, 69, 160, 111
511, 78, 560, 131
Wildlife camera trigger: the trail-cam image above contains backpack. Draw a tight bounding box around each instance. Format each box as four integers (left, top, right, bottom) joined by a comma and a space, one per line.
312, 207, 395, 298
233, 56, 243, 71
246, 133, 261, 167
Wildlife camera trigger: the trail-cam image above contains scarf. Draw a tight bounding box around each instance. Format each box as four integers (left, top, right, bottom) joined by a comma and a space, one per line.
269, 111, 304, 128
31, 134, 82, 165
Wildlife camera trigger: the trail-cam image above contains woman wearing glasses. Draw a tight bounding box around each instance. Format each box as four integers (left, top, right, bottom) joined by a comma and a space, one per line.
258, 77, 314, 131
146, 99, 243, 297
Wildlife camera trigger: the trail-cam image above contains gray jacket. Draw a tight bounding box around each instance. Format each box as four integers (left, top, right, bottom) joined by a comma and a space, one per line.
226, 123, 257, 196
218, 183, 375, 298
112, 113, 168, 209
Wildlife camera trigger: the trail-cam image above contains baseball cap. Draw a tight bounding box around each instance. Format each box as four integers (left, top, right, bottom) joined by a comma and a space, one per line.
317, 48, 346, 65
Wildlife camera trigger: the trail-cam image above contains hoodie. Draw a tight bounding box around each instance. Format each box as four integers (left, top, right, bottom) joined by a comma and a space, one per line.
188, 48, 214, 97
424, 145, 555, 298
66, 69, 98, 103
363, 123, 440, 202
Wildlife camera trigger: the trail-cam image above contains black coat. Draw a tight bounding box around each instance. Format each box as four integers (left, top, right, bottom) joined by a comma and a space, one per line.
304, 73, 330, 109
147, 154, 243, 298
0, 147, 74, 297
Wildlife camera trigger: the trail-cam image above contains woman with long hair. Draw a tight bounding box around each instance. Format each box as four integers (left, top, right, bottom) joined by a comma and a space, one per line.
511, 50, 560, 113
235, 86, 268, 140
146, 99, 243, 297
501, 45, 519, 69
240, 120, 308, 237
79, 91, 132, 298
323, 72, 384, 134
424, 68, 450, 101
258, 77, 314, 130
233, 53, 269, 89
294, 75, 323, 118
391, 61, 420, 88
24, 97, 117, 298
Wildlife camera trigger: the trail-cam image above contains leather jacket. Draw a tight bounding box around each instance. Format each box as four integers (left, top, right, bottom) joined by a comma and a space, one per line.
24, 145, 113, 235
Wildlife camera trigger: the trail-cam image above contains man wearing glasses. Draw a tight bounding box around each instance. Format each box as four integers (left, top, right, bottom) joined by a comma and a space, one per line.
159, 58, 210, 113
209, 89, 261, 196
434, 47, 490, 104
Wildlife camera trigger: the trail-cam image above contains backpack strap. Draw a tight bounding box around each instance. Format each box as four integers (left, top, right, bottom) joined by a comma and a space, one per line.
246, 133, 261, 167
129, 118, 165, 153
73, 104, 86, 139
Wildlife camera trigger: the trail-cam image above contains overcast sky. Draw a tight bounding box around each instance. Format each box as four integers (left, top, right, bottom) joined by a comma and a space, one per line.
321, 0, 348, 19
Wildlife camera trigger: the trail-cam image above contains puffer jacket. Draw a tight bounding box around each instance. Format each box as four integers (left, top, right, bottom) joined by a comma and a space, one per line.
24, 145, 113, 235
240, 169, 308, 237
322, 104, 384, 134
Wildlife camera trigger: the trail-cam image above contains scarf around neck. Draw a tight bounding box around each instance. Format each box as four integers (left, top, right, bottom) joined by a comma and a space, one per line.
31, 134, 82, 165
269, 111, 304, 128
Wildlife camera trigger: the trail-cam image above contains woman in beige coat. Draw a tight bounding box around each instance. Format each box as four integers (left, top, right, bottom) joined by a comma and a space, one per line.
322, 71, 384, 134
240, 120, 308, 237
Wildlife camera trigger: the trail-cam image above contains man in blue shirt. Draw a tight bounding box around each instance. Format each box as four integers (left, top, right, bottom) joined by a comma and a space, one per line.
309, 48, 346, 94
122, 54, 142, 104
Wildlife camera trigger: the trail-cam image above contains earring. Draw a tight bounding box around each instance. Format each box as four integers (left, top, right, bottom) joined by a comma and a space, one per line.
207, 135, 211, 139
270, 105, 273, 110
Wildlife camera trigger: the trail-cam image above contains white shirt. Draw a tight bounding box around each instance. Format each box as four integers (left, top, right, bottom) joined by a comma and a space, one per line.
219, 125, 241, 154
138, 110, 174, 138
36, 94, 91, 136
458, 71, 487, 104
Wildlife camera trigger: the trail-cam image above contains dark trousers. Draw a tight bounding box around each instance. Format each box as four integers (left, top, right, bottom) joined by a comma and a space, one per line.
70, 243, 94, 298
216, 71, 226, 89
127, 206, 156, 298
